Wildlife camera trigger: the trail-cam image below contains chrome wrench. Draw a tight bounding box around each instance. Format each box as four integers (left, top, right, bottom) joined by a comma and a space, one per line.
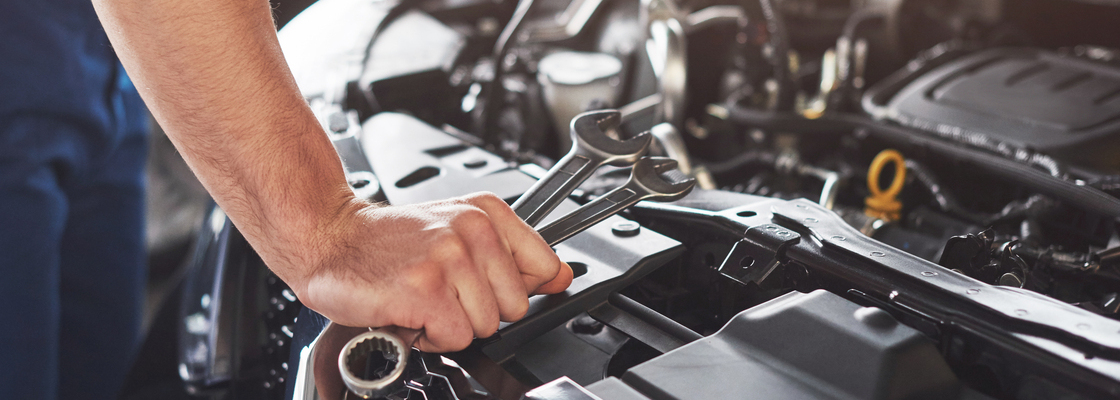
512, 109, 652, 227
537, 157, 695, 246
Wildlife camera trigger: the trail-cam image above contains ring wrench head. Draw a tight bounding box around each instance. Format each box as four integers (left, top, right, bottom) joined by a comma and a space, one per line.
569, 110, 652, 166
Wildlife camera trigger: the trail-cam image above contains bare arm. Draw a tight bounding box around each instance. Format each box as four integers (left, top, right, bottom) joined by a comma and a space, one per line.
92, 0, 572, 351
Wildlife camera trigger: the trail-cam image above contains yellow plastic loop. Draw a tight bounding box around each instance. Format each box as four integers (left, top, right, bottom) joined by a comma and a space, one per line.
865, 149, 906, 221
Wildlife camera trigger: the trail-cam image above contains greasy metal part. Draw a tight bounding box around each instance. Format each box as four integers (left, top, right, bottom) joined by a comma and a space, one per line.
648, 123, 692, 175
511, 110, 651, 227
338, 330, 414, 399
522, 0, 604, 43
536, 157, 695, 246
645, 18, 687, 127
797, 164, 840, 210
684, 6, 746, 33
617, 93, 662, 122
770, 148, 840, 210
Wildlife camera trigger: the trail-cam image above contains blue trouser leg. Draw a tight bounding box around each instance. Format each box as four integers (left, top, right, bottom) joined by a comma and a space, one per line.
0, 117, 71, 400
0, 85, 147, 399
57, 122, 147, 399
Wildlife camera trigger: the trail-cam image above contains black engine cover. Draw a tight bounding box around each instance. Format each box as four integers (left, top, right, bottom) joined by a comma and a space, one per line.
866, 47, 1120, 170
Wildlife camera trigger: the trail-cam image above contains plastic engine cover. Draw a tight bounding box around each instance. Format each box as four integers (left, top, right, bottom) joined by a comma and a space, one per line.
585, 290, 992, 400
868, 47, 1120, 170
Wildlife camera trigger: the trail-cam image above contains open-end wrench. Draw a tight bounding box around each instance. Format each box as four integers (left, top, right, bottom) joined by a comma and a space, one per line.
537, 157, 695, 246
512, 110, 652, 227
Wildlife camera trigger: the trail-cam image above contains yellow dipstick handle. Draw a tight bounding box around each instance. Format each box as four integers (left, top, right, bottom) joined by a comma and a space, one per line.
865, 149, 906, 221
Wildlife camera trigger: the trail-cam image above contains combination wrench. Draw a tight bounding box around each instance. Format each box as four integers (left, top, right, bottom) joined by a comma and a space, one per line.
535, 156, 694, 246
511, 109, 652, 227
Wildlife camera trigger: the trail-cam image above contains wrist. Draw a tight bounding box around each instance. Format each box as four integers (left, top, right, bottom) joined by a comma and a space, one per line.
281, 192, 374, 299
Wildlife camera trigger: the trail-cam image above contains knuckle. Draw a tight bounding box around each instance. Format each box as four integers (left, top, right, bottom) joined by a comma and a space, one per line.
455, 206, 490, 227
505, 297, 530, 321
432, 233, 470, 261
450, 323, 474, 349
478, 318, 499, 338
473, 191, 504, 207
403, 263, 446, 295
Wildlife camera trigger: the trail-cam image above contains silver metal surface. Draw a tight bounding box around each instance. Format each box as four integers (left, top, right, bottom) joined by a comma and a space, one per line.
338, 330, 411, 399
649, 123, 692, 175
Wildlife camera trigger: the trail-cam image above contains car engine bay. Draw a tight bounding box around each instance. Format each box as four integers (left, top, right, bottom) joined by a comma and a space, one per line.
169, 0, 1120, 399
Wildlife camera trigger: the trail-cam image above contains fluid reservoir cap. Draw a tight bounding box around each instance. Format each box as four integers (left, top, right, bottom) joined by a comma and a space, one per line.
539, 51, 623, 86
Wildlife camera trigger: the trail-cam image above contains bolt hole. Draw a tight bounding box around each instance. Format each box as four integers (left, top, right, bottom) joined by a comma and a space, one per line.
740, 256, 755, 268
350, 179, 370, 189
737, 211, 757, 217
568, 262, 589, 279
396, 166, 440, 188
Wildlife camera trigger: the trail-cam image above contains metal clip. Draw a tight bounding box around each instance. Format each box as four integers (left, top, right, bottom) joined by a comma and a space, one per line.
719, 224, 801, 285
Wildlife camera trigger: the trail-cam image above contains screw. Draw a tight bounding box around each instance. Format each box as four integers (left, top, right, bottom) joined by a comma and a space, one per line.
463, 159, 488, 169
611, 221, 641, 237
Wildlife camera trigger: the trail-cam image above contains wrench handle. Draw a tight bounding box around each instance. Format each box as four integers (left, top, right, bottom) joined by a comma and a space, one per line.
511, 154, 599, 227
536, 185, 645, 246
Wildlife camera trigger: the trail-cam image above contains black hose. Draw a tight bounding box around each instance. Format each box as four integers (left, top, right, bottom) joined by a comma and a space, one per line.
479, 0, 536, 143
719, 107, 1120, 218
828, 8, 884, 111
757, 0, 796, 111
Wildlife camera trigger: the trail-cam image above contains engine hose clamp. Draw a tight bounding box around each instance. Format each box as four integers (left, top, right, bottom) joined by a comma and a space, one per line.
865, 149, 906, 221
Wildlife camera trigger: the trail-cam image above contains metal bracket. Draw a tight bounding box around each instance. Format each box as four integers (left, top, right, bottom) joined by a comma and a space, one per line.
719, 224, 801, 285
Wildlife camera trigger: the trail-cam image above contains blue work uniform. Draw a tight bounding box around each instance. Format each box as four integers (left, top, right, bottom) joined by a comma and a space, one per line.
0, 0, 148, 399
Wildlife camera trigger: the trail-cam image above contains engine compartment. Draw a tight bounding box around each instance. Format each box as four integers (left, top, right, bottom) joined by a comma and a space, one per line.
170, 1, 1120, 399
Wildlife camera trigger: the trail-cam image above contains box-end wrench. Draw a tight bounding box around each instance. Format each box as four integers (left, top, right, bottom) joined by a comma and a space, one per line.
512, 110, 652, 227
537, 157, 695, 246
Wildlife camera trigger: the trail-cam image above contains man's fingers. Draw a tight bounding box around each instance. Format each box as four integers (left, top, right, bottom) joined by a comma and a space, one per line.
533, 261, 574, 295
449, 263, 501, 338
412, 291, 475, 353
457, 213, 530, 322
464, 193, 568, 294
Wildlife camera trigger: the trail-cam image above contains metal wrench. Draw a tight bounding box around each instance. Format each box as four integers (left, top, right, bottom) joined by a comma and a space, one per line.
537, 157, 695, 246
512, 110, 652, 227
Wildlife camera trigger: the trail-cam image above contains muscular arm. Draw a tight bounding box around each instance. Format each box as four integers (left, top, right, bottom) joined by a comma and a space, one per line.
92, 0, 572, 351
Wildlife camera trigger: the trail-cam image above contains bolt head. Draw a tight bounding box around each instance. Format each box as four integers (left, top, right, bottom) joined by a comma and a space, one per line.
611, 221, 641, 237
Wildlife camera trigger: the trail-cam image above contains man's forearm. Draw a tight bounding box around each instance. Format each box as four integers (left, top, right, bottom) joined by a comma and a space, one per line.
93, 0, 354, 289
93, 0, 573, 352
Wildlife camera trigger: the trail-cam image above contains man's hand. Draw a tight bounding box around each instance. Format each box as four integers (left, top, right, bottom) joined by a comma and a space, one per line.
91, 0, 572, 352
298, 193, 573, 352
